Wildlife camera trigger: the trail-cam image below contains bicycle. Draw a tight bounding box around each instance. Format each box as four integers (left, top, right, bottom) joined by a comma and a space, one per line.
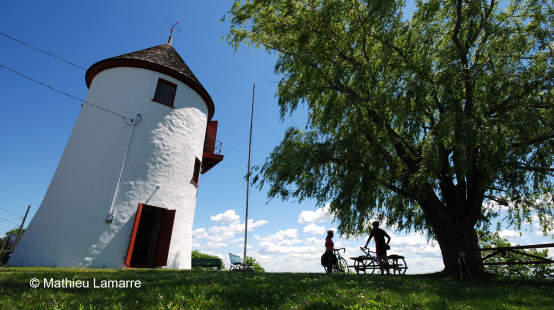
323, 248, 349, 273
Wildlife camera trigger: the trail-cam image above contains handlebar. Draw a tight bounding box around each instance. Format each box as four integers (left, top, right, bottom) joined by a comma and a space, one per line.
333, 248, 345, 253
360, 247, 375, 254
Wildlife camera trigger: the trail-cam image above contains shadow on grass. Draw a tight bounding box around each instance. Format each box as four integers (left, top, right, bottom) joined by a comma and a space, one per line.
0, 268, 553, 309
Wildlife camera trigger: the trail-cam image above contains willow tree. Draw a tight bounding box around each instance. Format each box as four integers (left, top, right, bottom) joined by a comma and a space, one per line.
226, 0, 553, 272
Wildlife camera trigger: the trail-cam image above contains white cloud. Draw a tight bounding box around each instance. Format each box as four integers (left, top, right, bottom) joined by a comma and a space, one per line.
250, 219, 269, 228
483, 199, 512, 212
261, 229, 298, 242
192, 228, 208, 239
207, 226, 236, 241
303, 223, 326, 235
194, 227, 446, 274
298, 204, 333, 224
251, 230, 445, 274
205, 242, 226, 249
194, 209, 449, 274
227, 219, 268, 233
535, 230, 554, 237
499, 229, 520, 239
531, 214, 554, 236
210, 209, 240, 223
193, 210, 268, 251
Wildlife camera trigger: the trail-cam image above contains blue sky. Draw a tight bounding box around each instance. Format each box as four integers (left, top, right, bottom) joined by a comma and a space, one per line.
1, 0, 551, 273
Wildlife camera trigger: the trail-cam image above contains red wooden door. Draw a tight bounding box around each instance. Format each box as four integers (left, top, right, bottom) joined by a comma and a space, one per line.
125, 203, 144, 267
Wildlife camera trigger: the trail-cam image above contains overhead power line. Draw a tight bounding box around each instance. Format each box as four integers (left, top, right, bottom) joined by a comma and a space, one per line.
255, 110, 281, 139
0, 215, 18, 225
0, 207, 22, 218
225, 133, 250, 157
0, 32, 86, 71
0, 64, 132, 121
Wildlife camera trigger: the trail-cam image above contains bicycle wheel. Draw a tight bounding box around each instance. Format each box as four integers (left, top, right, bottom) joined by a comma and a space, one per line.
390, 257, 408, 275
353, 259, 365, 274
367, 259, 378, 275
338, 257, 349, 273
332, 258, 346, 273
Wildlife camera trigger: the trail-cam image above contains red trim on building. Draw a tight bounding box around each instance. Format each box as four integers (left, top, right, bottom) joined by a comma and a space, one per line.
125, 203, 144, 267
125, 203, 176, 268
202, 121, 223, 173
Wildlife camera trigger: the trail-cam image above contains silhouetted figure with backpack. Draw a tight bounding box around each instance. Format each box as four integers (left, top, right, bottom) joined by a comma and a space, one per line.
321, 230, 337, 273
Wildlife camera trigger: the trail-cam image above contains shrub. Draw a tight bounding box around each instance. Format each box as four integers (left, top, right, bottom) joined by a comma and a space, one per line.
191, 250, 225, 270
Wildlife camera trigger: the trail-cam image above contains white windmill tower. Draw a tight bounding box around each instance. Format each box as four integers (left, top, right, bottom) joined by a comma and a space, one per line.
8, 35, 223, 269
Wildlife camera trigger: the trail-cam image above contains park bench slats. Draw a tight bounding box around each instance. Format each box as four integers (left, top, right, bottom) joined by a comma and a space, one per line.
191, 258, 222, 270
229, 253, 254, 271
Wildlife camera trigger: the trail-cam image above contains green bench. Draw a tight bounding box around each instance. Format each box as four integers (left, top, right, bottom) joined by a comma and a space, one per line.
191, 258, 223, 270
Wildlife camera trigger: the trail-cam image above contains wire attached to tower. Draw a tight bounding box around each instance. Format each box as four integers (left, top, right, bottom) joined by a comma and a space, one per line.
0, 64, 134, 121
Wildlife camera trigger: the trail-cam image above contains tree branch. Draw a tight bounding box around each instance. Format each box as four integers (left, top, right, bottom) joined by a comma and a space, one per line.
511, 132, 554, 149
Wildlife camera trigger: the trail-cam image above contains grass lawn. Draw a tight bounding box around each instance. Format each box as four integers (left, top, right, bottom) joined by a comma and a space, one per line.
0, 267, 552, 309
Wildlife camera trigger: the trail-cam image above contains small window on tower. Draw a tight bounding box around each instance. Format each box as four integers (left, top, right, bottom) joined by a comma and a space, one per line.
191, 158, 201, 186
152, 78, 177, 107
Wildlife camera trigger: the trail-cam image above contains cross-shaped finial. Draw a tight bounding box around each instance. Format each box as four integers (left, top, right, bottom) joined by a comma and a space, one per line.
168, 22, 180, 45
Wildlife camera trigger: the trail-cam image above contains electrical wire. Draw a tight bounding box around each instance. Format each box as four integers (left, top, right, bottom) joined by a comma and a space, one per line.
0, 207, 22, 218
0, 215, 18, 225
255, 110, 281, 139
225, 133, 250, 157
0, 32, 86, 71
0, 64, 133, 121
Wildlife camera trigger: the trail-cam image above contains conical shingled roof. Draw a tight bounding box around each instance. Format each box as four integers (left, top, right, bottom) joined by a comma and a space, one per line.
85, 44, 215, 120
115, 44, 201, 85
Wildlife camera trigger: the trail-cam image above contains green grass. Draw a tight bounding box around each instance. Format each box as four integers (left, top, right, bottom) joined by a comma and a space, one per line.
0, 267, 552, 309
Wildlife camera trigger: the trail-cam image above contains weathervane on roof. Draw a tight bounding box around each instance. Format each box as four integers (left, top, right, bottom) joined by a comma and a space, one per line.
167, 22, 181, 45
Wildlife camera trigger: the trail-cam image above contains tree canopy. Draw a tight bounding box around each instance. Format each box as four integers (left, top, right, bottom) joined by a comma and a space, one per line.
226, 0, 553, 271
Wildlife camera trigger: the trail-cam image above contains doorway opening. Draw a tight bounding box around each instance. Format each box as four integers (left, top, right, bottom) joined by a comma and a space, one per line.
125, 203, 175, 268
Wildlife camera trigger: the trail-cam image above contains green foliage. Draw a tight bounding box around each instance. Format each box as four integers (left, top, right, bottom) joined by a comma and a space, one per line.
191, 250, 225, 270
0, 228, 24, 246
245, 256, 265, 272
478, 231, 554, 279
0, 228, 25, 265
225, 0, 553, 251
0, 268, 553, 309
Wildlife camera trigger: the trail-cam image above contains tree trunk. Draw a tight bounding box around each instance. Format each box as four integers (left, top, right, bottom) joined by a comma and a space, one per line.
431, 216, 484, 274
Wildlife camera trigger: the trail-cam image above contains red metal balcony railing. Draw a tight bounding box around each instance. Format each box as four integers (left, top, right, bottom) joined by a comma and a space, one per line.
201, 121, 223, 174
203, 138, 222, 155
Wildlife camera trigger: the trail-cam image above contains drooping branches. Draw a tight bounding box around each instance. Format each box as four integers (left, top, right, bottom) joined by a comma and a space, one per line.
226, 0, 554, 239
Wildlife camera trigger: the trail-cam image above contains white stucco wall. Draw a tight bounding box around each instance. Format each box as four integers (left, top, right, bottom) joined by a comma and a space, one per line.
8, 67, 209, 269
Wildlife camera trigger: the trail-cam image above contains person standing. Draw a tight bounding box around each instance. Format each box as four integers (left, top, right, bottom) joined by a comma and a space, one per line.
322, 230, 336, 273
364, 221, 391, 274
